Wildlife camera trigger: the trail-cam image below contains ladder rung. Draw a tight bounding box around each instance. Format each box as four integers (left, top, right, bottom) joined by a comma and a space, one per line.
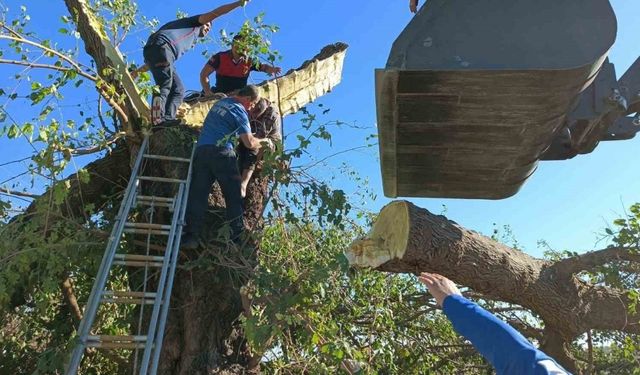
124, 228, 171, 236
89, 335, 148, 341
143, 154, 191, 163
138, 176, 186, 184
137, 195, 175, 203
115, 254, 165, 262
87, 341, 147, 349
125, 222, 172, 230
103, 291, 157, 298
113, 254, 165, 268
101, 291, 157, 305
86, 335, 148, 349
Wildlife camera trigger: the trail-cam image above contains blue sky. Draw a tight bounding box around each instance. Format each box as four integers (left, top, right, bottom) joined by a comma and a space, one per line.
1, 0, 638, 257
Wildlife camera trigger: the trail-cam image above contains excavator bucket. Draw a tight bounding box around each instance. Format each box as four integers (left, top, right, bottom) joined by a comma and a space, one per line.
377, 0, 617, 199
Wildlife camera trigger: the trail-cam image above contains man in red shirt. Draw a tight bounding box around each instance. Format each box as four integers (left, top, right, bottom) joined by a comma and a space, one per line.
199, 34, 282, 96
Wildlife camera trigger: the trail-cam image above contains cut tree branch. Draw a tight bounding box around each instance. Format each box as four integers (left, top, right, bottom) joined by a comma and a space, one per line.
0, 58, 97, 80
0, 34, 96, 80
57, 132, 125, 156
1, 187, 39, 199
551, 246, 640, 276
346, 200, 640, 371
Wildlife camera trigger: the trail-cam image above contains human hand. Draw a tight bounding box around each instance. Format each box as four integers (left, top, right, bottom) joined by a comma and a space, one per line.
267, 66, 282, 76
262, 138, 274, 151
418, 273, 461, 307
409, 0, 419, 13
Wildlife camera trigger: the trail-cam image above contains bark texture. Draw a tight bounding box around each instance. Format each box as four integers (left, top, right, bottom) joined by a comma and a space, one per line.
141, 128, 270, 374
347, 200, 640, 373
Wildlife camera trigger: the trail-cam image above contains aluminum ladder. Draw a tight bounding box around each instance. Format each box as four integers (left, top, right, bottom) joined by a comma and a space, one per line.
65, 135, 195, 374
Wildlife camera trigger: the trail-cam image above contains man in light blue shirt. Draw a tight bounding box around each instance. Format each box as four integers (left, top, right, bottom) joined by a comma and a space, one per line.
419, 273, 570, 375
183, 85, 272, 249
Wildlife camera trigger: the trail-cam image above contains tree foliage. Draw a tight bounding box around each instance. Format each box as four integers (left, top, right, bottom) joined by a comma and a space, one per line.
0, 2, 638, 375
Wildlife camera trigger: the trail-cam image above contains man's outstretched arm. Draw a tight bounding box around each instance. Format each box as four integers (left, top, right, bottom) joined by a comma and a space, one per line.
198, 0, 250, 25
418, 273, 569, 375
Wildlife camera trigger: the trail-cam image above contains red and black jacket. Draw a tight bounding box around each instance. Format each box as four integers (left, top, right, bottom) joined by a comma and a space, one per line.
206, 50, 263, 93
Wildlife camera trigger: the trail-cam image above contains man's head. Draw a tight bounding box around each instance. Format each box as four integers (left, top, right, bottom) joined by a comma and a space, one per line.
231, 34, 248, 58
234, 85, 260, 111
249, 98, 269, 119
199, 22, 212, 37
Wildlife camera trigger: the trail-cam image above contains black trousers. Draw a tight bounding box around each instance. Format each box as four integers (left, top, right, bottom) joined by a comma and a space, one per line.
184, 145, 243, 241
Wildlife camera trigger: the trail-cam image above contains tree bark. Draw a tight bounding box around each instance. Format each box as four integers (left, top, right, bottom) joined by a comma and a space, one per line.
346, 200, 640, 373
142, 128, 269, 374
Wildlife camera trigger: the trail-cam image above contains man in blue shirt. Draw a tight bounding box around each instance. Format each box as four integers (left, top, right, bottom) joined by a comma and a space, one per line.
182, 85, 273, 249
131, 1, 249, 124
418, 273, 570, 375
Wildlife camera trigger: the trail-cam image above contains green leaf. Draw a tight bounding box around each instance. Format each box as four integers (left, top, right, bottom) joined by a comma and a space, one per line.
7, 124, 19, 138
21, 123, 34, 137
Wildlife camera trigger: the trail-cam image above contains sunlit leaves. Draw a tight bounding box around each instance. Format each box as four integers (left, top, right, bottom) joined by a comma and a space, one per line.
219, 12, 282, 69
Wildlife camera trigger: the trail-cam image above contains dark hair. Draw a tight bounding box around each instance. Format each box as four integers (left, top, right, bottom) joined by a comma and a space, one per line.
236, 85, 260, 101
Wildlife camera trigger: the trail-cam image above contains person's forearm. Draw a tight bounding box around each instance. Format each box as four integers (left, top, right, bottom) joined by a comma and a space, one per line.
200, 74, 211, 94
442, 295, 539, 373
200, 1, 245, 24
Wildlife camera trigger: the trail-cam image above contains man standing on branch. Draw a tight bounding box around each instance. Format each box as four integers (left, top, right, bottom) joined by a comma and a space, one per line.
131, 1, 250, 125
199, 34, 282, 96
182, 85, 273, 250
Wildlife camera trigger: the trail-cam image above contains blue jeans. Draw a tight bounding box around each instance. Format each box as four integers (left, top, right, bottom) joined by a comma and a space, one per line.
184, 145, 244, 241
143, 42, 184, 122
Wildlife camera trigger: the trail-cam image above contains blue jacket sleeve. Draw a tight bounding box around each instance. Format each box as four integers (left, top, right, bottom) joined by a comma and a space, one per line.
442, 295, 570, 375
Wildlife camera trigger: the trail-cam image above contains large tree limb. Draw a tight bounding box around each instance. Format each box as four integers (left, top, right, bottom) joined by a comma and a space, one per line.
63, 0, 149, 133
346, 201, 640, 371
22, 145, 131, 219
550, 246, 640, 276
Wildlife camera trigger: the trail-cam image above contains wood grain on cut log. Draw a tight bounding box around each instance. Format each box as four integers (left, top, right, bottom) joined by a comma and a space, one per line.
346, 200, 640, 372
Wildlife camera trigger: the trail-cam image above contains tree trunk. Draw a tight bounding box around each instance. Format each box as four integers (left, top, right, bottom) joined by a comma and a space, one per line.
36, 3, 347, 372
141, 128, 269, 374
346, 200, 640, 373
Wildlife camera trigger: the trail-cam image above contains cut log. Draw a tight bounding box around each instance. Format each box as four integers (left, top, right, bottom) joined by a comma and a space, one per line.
346, 200, 640, 372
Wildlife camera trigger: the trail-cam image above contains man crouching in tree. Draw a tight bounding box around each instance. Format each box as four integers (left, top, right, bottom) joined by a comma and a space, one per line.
182, 85, 274, 250
238, 97, 282, 197
200, 34, 282, 96
130, 0, 250, 125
